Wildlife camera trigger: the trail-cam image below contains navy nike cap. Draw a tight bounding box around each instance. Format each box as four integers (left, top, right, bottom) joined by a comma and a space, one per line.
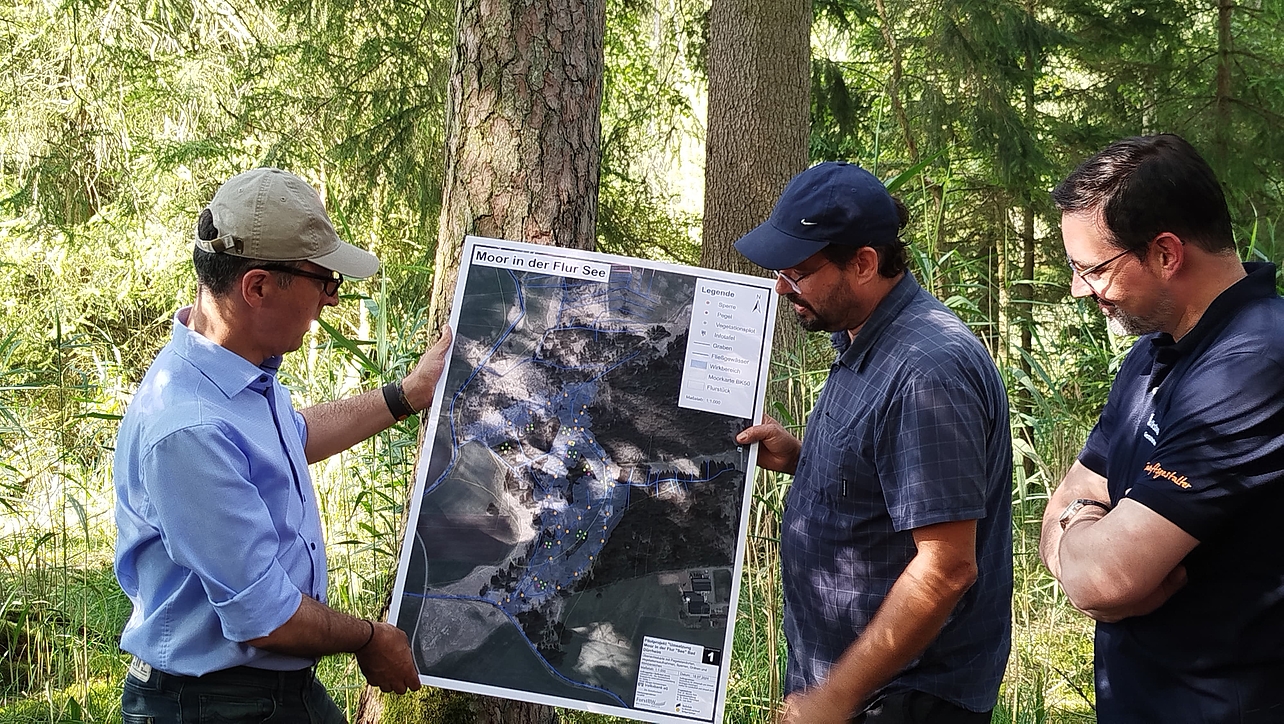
734, 161, 900, 270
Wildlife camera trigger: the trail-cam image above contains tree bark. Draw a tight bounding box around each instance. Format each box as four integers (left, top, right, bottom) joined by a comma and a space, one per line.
702, 0, 811, 444
427, 0, 604, 333
1015, 1, 1039, 482
1213, 0, 1233, 176
1016, 195, 1037, 482
701, 0, 810, 277
358, 0, 603, 722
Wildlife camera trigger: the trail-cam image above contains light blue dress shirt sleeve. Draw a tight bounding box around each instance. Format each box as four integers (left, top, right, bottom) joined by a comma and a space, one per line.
293, 409, 308, 449
141, 424, 303, 643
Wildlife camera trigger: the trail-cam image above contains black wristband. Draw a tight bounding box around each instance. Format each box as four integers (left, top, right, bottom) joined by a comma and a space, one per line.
382, 381, 416, 421
357, 619, 375, 652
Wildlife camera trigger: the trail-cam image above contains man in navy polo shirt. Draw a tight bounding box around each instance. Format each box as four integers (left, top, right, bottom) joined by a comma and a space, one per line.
735, 162, 1013, 724
1040, 134, 1284, 723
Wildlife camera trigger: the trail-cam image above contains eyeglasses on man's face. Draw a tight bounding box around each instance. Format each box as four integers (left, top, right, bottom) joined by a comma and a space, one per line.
1067, 247, 1132, 286
774, 259, 833, 295
256, 263, 344, 297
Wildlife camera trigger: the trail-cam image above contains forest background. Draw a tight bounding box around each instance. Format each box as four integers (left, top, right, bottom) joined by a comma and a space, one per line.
2, 0, 1282, 722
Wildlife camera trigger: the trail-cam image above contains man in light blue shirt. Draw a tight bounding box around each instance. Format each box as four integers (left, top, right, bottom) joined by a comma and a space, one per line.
115, 168, 451, 722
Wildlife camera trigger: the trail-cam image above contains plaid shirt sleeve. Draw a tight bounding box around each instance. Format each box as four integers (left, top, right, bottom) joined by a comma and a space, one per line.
879, 365, 992, 532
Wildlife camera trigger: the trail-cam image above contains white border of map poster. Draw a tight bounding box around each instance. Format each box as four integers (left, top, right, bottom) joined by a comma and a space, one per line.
389, 236, 778, 724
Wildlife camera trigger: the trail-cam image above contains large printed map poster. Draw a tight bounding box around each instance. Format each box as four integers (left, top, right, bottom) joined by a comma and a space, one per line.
390, 237, 777, 724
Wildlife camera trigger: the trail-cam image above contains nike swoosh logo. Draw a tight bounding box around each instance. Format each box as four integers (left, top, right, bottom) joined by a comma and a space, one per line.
800, 219, 819, 226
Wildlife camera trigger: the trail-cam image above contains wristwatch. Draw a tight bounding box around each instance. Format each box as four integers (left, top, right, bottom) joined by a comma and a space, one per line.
1058, 498, 1112, 530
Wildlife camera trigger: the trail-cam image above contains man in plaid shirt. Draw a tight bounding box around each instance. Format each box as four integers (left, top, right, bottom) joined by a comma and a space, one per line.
735, 162, 1013, 724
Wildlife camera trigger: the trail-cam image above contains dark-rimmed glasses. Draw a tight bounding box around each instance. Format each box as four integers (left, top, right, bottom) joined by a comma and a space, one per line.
1067, 248, 1131, 286
774, 259, 833, 295
255, 263, 343, 297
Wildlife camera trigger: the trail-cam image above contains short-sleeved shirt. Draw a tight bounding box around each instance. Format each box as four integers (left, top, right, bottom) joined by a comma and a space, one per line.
1078, 262, 1284, 723
114, 307, 327, 676
781, 272, 1013, 712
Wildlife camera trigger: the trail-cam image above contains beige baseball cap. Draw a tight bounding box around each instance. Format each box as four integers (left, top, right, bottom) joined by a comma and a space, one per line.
195, 167, 380, 279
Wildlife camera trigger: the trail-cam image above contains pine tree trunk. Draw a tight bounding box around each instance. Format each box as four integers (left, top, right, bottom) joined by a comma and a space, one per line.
701, 0, 810, 277
698, 3, 808, 711
1016, 6, 1039, 483
874, 0, 945, 290
1017, 197, 1037, 482
427, 0, 604, 333
1213, 0, 1233, 176
358, 1, 603, 722
991, 194, 1009, 365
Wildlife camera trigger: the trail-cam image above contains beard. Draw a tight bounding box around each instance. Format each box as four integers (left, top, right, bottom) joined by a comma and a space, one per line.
788, 293, 845, 332
1100, 292, 1175, 336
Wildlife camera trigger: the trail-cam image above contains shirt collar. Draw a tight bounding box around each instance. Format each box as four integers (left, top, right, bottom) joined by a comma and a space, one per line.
1147, 262, 1277, 389
832, 272, 922, 369
171, 306, 284, 398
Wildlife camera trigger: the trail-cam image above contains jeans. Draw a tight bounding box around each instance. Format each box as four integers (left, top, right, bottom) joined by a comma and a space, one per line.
853, 690, 993, 724
121, 657, 347, 724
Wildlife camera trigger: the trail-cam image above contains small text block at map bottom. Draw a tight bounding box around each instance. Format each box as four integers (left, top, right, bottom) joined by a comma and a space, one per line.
634, 636, 720, 721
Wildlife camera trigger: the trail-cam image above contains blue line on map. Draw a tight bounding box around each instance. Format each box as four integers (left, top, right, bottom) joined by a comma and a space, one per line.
402, 592, 630, 708
428, 269, 527, 496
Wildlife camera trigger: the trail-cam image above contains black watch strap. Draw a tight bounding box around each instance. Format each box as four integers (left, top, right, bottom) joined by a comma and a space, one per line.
382, 381, 417, 421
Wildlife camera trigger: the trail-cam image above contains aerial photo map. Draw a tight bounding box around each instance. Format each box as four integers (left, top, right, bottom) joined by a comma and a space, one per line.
389, 237, 776, 724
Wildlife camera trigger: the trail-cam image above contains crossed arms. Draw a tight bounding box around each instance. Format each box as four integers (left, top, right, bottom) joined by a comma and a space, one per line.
1039, 461, 1195, 622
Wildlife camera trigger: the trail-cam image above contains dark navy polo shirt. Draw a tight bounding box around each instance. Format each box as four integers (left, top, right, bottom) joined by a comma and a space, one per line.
1078, 263, 1284, 723
780, 273, 1013, 712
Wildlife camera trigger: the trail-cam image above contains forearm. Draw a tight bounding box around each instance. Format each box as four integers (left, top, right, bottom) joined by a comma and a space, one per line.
1055, 499, 1196, 620
301, 387, 397, 463
301, 328, 452, 463
1040, 461, 1110, 577
249, 594, 422, 694
247, 594, 371, 657
820, 548, 976, 713
1057, 510, 1156, 620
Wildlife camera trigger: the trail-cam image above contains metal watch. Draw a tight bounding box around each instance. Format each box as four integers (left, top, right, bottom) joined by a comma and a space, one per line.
1058, 498, 1112, 530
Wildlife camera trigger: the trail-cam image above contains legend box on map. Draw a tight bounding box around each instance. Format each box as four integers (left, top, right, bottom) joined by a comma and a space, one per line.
678, 279, 770, 419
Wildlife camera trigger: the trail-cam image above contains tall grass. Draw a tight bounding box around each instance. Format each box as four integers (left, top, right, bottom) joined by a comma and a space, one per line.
0, 298, 132, 722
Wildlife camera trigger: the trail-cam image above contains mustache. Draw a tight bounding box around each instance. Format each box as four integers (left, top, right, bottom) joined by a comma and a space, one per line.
1091, 294, 1117, 312
786, 293, 815, 313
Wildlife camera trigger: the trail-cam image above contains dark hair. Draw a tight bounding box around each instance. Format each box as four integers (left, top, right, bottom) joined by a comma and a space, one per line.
1052, 134, 1234, 255
822, 195, 910, 277
192, 208, 292, 296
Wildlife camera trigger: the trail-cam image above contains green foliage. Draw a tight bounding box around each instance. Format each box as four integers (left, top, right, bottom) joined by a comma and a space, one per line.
597, 0, 706, 264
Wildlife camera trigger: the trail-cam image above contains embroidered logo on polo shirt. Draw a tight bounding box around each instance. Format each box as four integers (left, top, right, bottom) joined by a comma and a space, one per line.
1143, 413, 1160, 445
1144, 461, 1190, 489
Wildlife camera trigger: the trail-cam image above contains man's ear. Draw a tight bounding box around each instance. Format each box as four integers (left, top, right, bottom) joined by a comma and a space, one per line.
855, 245, 883, 281
1151, 232, 1185, 280
240, 269, 273, 309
